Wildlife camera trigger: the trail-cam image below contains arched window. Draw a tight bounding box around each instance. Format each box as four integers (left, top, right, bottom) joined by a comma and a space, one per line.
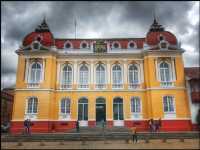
129, 64, 139, 88
160, 62, 171, 82
128, 41, 137, 49
60, 98, 70, 114
131, 97, 141, 113
96, 63, 106, 89
163, 96, 175, 113
112, 41, 121, 49
29, 62, 42, 83
79, 64, 89, 88
27, 97, 38, 114
112, 64, 122, 88
80, 41, 89, 49
61, 64, 72, 89
64, 41, 73, 49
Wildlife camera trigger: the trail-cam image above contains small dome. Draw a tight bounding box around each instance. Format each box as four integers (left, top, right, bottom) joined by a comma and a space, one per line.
22, 18, 54, 47
22, 32, 54, 47
146, 31, 177, 46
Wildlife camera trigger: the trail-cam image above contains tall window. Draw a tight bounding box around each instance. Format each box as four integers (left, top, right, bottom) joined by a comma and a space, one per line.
96, 63, 106, 89
61, 64, 72, 89
163, 96, 175, 113
29, 62, 42, 83
79, 64, 89, 88
60, 98, 70, 114
131, 97, 141, 113
129, 64, 139, 88
113, 98, 124, 120
78, 98, 88, 120
160, 62, 171, 82
112, 64, 122, 88
27, 97, 38, 114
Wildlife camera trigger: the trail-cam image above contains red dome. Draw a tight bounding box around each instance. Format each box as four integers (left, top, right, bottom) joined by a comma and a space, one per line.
22, 32, 54, 47
146, 31, 177, 46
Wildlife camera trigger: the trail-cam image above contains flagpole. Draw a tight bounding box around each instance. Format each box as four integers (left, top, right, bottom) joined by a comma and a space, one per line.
75, 19, 77, 39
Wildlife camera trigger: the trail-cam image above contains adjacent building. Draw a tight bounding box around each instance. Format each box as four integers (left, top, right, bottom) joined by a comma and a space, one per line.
185, 67, 200, 130
11, 18, 192, 134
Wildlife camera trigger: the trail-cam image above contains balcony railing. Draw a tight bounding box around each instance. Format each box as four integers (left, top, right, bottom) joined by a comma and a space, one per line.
27, 83, 40, 88
95, 84, 106, 89
129, 83, 140, 89
60, 84, 72, 89
78, 84, 89, 89
112, 84, 123, 89
160, 82, 174, 87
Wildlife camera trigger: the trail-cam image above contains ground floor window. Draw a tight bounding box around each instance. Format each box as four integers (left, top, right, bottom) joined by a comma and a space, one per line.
78, 98, 88, 120
113, 97, 124, 120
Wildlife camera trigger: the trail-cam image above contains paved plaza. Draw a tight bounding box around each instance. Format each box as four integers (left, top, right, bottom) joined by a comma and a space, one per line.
1, 139, 200, 149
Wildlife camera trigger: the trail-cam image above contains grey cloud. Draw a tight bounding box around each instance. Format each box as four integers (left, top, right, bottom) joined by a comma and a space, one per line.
1, 1, 199, 89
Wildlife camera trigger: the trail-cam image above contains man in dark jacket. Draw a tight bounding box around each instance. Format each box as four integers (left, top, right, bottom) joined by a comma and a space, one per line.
76, 120, 79, 132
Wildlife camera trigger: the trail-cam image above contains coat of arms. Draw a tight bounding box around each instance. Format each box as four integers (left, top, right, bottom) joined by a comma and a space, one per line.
94, 40, 107, 53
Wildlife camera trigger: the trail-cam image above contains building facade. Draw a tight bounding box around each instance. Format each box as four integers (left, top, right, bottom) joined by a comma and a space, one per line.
1, 88, 14, 125
185, 67, 200, 131
11, 18, 192, 134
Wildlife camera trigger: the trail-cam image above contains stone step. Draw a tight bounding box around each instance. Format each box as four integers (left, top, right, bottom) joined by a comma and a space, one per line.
2, 131, 199, 142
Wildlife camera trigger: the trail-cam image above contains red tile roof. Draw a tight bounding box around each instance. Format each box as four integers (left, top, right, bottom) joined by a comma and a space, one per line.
185, 67, 200, 80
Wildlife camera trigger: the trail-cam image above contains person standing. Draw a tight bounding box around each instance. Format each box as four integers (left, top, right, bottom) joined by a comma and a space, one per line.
76, 120, 79, 132
27, 119, 32, 135
23, 119, 28, 134
131, 126, 138, 143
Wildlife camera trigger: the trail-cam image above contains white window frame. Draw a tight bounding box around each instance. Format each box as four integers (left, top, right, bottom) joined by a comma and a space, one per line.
127, 40, 137, 49
128, 63, 140, 89
158, 61, 174, 87
25, 97, 38, 120
130, 97, 142, 120
163, 96, 176, 119
78, 63, 90, 89
27, 62, 43, 88
112, 63, 123, 89
111, 41, 121, 49
31, 41, 41, 50
95, 63, 106, 89
80, 41, 89, 49
64, 41, 73, 50
59, 97, 71, 120
60, 63, 73, 89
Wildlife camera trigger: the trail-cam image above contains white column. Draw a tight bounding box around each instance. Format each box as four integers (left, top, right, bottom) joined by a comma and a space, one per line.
90, 60, 94, 84
123, 59, 128, 84
171, 57, 176, 81
107, 60, 111, 84
25, 58, 30, 83
73, 60, 78, 84
140, 60, 144, 83
57, 62, 61, 84
42, 58, 45, 82
155, 58, 159, 81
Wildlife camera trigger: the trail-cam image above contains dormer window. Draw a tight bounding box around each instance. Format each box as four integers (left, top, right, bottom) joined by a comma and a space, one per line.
64, 41, 73, 49
80, 41, 89, 49
112, 41, 121, 49
128, 41, 137, 49
161, 42, 167, 48
31, 41, 41, 50
159, 34, 164, 41
159, 41, 169, 50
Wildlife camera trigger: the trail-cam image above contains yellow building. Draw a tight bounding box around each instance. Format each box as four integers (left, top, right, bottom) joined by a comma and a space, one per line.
11, 18, 192, 134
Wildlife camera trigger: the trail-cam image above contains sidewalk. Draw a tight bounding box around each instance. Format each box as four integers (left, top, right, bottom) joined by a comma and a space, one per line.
2, 139, 200, 149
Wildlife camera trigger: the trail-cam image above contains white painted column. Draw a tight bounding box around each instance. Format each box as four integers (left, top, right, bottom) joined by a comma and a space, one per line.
171, 57, 176, 81
107, 60, 111, 85
73, 60, 78, 85
42, 58, 45, 82
57, 62, 61, 85
123, 59, 128, 85
140, 60, 144, 83
155, 58, 159, 81
90, 60, 94, 85
25, 58, 30, 83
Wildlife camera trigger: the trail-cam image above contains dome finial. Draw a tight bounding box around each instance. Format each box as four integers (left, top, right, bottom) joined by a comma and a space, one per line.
35, 15, 50, 32
149, 11, 164, 32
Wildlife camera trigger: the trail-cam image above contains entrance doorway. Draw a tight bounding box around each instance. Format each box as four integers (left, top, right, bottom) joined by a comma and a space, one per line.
96, 98, 106, 126
113, 97, 124, 126
78, 97, 88, 126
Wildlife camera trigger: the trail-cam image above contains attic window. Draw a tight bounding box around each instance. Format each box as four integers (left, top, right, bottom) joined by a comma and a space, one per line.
114, 43, 119, 48
65, 43, 71, 49
161, 42, 167, 48
129, 42, 135, 48
32, 41, 40, 50
37, 37, 41, 42
82, 43, 87, 48
159, 35, 164, 41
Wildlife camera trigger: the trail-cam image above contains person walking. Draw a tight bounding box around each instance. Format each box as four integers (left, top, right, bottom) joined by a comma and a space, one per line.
27, 119, 32, 135
131, 126, 138, 144
76, 120, 79, 132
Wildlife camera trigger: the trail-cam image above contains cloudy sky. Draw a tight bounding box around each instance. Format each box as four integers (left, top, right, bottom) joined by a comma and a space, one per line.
1, 1, 199, 89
